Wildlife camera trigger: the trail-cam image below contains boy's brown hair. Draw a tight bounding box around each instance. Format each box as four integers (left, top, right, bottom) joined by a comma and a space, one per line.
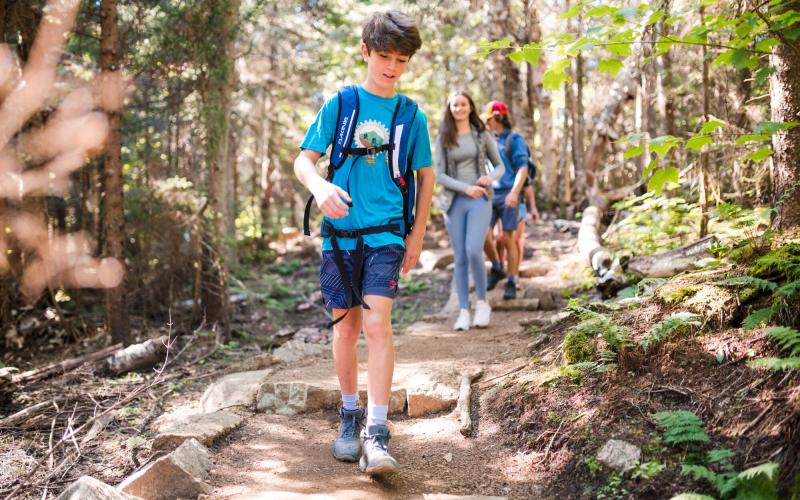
362, 10, 422, 57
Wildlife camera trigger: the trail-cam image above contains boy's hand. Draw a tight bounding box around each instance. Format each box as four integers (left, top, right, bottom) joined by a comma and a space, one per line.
504, 191, 519, 208
530, 208, 541, 224
401, 229, 424, 275
312, 180, 351, 219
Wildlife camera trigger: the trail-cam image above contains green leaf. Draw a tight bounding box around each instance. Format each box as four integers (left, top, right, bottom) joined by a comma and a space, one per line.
731, 48, 760, 70
598, 58, 624, 76
542, 59, 572, 91
649, 135, 682, 158
646, 10, 666, 25
713, 49, 735, 67
508, 45, 542, 66
568, 37, 599, 56
754, 121, 800, 135
607, 41, 633, 57
776, 279, 800, 299
707, 448, 735, 464
742, 307, 774, 330
700, 118, 726, 134
682, 464, 718, 483
755, 37, 781, 52
754, 66, 777, 86
686, 134, 712, 152
561, 5, 582, 19
748, 357, 800, 371
738, 462, 779, 481
475, 39, 513, 57
643, 158, 659, 178
746, 147, 774, 162
585, 5, 615, 18
647, 167, 679, 192
654, 36, 674, 56
624, 144, 644, 158
736, 134, 770, 144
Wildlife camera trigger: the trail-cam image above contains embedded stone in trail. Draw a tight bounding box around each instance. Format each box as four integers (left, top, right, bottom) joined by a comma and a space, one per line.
256, 380, 406, 415
56, 476, 140, 500
152, 410, 242, 450
271, 339, 328, 364
597, 439, 641, 471
119, 438, 211, 500
406, 373, 460, 418
423, 495, 508, 500
519, 262, 549, 278
200, 369, 272, 413
489, 297, 540, 311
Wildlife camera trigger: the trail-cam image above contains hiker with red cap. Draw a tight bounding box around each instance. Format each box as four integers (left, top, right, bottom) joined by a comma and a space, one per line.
481, 100, 529, 299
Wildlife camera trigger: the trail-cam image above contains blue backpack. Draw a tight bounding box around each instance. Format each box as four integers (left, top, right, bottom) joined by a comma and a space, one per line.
302, 86, 419, 324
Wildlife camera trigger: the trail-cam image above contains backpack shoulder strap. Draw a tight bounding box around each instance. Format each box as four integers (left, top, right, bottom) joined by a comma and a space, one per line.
389, 94, 418, 181
329, 85, 360, 170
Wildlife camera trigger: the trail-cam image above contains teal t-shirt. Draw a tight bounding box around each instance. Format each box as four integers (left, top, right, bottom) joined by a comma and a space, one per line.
300, 86, 432, 251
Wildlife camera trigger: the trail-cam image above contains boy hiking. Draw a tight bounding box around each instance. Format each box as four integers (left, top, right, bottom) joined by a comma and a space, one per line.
293, 11, 434, 476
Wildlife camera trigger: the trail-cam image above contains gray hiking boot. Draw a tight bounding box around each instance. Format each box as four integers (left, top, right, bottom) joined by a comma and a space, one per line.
359, 424, 400, 476
487, 266, 507, 291
333, 408, 365, 462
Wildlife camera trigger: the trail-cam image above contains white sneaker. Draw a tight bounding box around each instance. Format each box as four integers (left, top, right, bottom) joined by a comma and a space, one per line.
473, 300, 491, 328
453, 309, 471, 331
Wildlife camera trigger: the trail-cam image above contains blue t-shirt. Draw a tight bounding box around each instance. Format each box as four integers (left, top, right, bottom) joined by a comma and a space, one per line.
492, 130, 528, 196
301, 86, 432, 251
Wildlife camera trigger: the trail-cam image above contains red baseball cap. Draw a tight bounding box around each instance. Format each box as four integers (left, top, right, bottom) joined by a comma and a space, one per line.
482, 100, 509, 121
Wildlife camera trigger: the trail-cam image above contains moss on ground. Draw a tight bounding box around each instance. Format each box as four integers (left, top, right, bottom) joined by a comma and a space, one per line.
564, 328, 594, 363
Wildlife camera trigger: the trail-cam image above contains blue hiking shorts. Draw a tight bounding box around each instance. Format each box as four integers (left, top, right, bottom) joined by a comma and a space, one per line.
320, 244, 405, 310
518, 202, 528, 222
490, 194, 520, 232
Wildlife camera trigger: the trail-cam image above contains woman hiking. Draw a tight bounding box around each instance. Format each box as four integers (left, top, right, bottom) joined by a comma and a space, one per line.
434, 91, 505, 331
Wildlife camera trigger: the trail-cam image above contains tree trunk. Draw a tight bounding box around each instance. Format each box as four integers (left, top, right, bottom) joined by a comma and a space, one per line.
584, 46, 644, 198
699, 7, 710, 237
770, 3, 800, 230
571, 52, 586, 206
527, 0, 558, 206
199, 0, 239, 332
100, 0, 129, 346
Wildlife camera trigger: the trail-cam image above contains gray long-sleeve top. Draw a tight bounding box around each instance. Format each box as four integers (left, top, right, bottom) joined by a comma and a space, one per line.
434, 130, 505, 195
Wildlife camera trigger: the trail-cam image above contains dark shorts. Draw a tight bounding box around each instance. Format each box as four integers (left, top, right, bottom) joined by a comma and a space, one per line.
320, 244, 404, 310
491, 194, 520, 232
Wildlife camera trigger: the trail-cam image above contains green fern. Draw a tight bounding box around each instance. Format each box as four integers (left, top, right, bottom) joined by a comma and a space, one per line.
767, 326, 800, 356
735, 462, 779, 499
713, 275, 777, 292
752, 243, 800, 281
707, 448, 735, 466
747, 357, 800, 371
652, 410, 710, 446
640, 312, 701, 352
742, 307, 774, 330
775, 279, 800, 300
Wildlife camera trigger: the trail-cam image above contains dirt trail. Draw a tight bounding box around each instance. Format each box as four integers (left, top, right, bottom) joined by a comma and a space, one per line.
208, 225, 579, 499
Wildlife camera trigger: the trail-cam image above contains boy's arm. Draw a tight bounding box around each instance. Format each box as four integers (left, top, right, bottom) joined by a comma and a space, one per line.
504, 166, 528, 209
293, 149, 351, 219
525, 184, 541, 223
402, 166, 435, 275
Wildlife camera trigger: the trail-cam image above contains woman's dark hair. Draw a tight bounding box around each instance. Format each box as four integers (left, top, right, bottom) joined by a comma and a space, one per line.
438, 91, 486, 149
362, 11, 422, 57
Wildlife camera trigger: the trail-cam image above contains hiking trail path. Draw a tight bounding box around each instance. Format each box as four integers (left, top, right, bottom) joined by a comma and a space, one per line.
206, 224, 583, 499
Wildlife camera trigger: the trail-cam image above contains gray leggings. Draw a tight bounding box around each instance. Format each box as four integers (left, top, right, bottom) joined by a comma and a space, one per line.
444, 194, 492, 309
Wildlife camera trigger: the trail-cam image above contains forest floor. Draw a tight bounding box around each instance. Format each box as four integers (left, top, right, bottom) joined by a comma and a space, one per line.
2, 219, 798, 499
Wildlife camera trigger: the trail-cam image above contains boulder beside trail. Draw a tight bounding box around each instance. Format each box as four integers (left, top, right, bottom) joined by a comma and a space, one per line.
56, 476, 140, 500
152, 410, 242, 451
597, 439, 641, 471
199, 369, 272, 413
119, 439, 212, 500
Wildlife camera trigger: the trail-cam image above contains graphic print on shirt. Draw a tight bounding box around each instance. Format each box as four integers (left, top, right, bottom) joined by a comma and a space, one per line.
354, 119, 389, 165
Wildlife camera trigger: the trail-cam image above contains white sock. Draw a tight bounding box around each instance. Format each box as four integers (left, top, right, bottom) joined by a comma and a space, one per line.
367, 404, 389, 427
341, 392, 359, 411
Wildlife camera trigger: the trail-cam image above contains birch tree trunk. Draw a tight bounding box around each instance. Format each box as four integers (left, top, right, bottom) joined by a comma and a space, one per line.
100, 0, 129, 346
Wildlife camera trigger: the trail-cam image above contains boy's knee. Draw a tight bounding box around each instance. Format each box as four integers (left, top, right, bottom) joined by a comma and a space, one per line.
334, 320, 361, 343
363, 315, 391, 344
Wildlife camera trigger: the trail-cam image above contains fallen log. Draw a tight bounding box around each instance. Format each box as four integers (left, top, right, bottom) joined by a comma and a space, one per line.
457, 369, 484, 436
626, 235, 717, 278
12, 343, 122, 386
578, 205, 613, 275
0, 397, 65, 428
100, 336, 171, 376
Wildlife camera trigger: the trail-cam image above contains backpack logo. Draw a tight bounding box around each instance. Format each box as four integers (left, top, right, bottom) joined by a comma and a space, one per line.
355, 119, 389, 165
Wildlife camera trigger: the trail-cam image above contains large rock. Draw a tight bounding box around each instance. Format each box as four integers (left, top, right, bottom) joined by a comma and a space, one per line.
597, 439, 641, 472
200, 369, 272, 413
519, 263, 549, 278
489, 297, 539, 311
406, 375, 459, 417
257, 381, 406, 415
523, 287, 557, 310
152, 410, 242, 451
56, 476, 139, 500
271, 340, 328, 364
419, 249, 454, 272
119, 439, 211, 500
